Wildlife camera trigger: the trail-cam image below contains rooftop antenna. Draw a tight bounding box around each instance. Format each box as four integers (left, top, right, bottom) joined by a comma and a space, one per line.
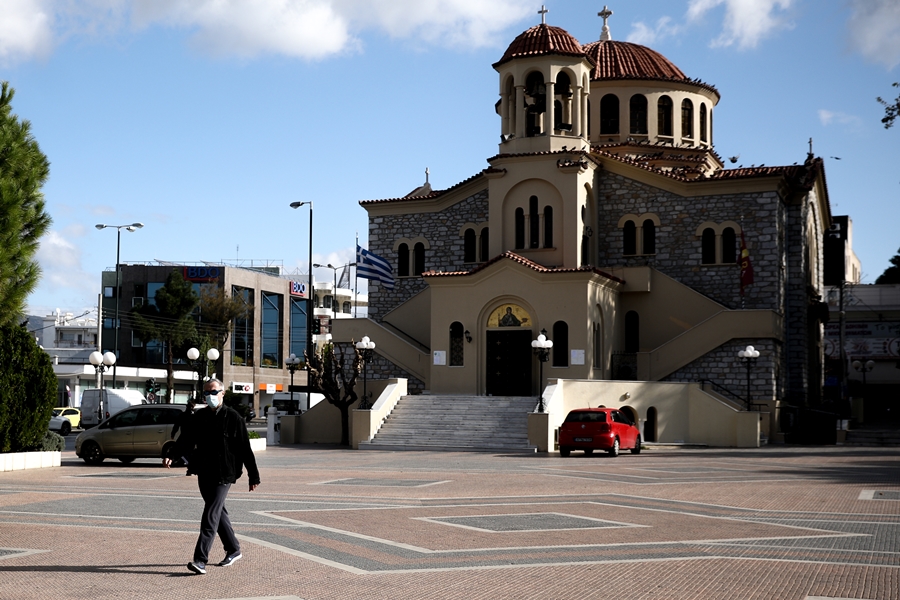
599, 5, 613, 41
538, 4, 548, 24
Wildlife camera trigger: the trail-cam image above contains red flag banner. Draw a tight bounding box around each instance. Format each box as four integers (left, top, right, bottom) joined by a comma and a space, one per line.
740, 232, 754, 294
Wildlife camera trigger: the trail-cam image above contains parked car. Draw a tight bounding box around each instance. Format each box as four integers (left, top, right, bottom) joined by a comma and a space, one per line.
75, 405, 185, 464
53, 407, 82, 428
48, 414, 72, 437
558, 408, 641, 457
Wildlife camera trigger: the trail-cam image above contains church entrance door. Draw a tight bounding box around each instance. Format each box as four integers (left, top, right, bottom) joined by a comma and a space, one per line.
485, 330, 533, 396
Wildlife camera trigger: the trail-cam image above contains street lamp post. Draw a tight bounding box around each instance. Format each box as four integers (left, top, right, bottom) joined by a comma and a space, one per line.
289, 201, 314, 364
737, 345, 760, 410
187, 347, 220, 403
96, 222, 143, 391
89, 350, 116, 422
286, 353, 302, 411
531, 329, 553, 413
355, 336, 376, 409
852, 359, 875, 396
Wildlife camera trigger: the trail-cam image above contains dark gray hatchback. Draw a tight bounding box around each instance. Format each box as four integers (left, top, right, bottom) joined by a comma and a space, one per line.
75, 405, 187, 464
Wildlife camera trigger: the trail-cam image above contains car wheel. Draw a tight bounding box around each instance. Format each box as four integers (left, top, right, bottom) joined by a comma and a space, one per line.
584, 448, 594, 456
82, 441, 105, 464
559, 447, 571, 457
118, 457, 135, 464
608, 438, 620, 457
60, 422, 71, 436
631, 435, 642, 454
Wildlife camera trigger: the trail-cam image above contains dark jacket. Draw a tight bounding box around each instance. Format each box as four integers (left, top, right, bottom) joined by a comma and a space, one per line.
170, 405, 260, 486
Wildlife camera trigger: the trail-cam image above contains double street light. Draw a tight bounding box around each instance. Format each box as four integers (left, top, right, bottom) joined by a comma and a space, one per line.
737, 345, 760, 410
89, 350, 116, 422
532, 330, 553, 413
187, 347, 220, 402
286, 353, 302, 411
356, 336, 376, 409
96, 222, 143, 390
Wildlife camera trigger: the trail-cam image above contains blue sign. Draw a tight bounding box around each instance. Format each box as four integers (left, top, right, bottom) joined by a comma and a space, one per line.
183, 266, 221, 281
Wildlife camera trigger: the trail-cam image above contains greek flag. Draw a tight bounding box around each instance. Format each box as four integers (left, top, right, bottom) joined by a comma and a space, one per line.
356, 245, 394, 290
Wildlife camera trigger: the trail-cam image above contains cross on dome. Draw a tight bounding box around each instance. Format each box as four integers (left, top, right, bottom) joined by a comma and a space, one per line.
599, 5, 613, 41
538, 5, 548, 24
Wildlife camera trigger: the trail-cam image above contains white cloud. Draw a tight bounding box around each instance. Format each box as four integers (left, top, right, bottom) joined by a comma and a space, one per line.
818, 109, 862, 129
846, 0, 900, 70
687, 0, 794, 50
1, 0, 533, 64
627, 16, 680, 46
35, 230, 95, 296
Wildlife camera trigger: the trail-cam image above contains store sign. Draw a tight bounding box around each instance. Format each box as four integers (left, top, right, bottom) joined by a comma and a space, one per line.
824, 322, 900, 359
184, 266, 221, 282
290, 281, 307, 297
232, 381, 253, 394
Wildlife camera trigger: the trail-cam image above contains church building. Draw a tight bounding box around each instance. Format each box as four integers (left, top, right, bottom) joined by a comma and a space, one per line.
334, 8, 832, 448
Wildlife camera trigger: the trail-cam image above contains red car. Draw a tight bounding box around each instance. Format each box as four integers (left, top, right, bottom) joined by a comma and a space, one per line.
558, 408, 641, 457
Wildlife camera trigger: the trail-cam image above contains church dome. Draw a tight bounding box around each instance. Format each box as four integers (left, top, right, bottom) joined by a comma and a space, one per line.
494, 24, 588, 68
584, 40, 687, 81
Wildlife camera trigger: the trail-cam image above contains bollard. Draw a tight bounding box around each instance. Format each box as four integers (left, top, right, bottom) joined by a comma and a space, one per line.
266, 406, 281, 445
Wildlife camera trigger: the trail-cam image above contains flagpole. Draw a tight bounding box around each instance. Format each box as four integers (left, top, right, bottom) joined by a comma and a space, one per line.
740, 215, 745, 310
354, 232, 359, 318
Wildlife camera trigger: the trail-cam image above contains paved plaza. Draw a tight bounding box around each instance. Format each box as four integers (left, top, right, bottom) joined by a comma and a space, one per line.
0, 444, 898, 599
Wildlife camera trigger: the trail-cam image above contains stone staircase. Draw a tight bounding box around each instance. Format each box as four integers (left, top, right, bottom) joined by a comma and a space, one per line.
359, 395, 538, 452
843, 428, 900, 446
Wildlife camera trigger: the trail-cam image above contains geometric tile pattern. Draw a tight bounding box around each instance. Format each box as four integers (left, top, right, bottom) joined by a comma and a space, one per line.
421, 513, 635, 532
320, 478, 444, 487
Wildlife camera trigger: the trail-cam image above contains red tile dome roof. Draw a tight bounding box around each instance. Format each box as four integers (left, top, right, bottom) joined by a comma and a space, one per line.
494, 24, 588, 68
584, 40, 686, 80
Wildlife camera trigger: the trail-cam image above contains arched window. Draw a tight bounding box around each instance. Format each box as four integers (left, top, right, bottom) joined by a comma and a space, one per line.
449, 321, 464, 367
463, 228, 476, 262
657, 95, 673, 137
722, 227, 737, 264
413, 243, 425, 276
623, 220, 637, 255
600, 94, 619, 135
479, 227, 490, 262
700, 103, 708, 142
515, 208, 525, 249
525, 71, 545, 137
642, 219, 656, 254
529, 195, 540, 248
629, 94, 648, 135
701, 228, 716, 264
397, 243, 410, 276
681, 98, 693, 138
555, 72, 572, 132
543, 206, 553, 248
552, 321, 569, 367
625, 311, 640, 353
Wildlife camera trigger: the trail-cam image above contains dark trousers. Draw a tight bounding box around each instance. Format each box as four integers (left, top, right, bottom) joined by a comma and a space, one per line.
193, 476, 240, 564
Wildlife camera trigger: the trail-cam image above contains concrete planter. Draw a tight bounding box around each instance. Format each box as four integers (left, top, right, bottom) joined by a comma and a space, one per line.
249, 438, 266, 453
1, 451, 61, 472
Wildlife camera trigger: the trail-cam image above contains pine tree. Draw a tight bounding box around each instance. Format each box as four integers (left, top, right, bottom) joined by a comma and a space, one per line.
875, 248, 900, 284
0, 82, 52, 325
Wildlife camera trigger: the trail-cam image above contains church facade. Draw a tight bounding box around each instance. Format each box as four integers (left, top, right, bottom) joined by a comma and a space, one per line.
336, 11, 831, 443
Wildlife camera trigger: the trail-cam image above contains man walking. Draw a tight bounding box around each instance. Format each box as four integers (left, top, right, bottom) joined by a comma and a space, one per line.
164, 378, 260, 574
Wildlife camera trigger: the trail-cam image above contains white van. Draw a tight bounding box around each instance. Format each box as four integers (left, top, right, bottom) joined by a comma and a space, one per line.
80, 389, 147, 428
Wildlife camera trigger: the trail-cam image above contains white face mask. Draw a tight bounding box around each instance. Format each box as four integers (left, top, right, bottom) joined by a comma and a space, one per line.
205, 390, 221, 409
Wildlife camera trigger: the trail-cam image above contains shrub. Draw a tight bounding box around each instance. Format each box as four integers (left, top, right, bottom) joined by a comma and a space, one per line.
39, 431, 64, 452
247, 431, 260, 439
0, 324, 58, 452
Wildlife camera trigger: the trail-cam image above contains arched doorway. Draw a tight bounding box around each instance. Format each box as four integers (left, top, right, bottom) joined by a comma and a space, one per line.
645, 406, 658, 442
485, 303, 533, 396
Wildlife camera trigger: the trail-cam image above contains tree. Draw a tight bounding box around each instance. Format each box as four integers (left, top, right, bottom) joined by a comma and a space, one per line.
0, 324, 57, 452
875, 247, 900, 284
197, 281, 250, 378
0, 82, 52, 326
131, 270, 199, 402
877, 83, 900, 129
306, 342, 362, 447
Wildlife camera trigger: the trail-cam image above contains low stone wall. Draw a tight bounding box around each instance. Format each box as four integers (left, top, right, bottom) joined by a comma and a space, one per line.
1, 451, 61, 472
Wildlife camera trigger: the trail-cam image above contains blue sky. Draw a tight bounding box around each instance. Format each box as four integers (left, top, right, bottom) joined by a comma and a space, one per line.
2, 0, 898, 317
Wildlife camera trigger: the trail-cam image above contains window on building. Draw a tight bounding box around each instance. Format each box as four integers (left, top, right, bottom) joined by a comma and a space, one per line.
552, 321, 568, 367
289, 297, 308, 360
642, 219, 656, 254
398, 243, 410, 277
323, 295, 333, 309
701, 228, 716, 264
625, 311, 640, 353
261, 291, 283, 368
623, 220, 637, 255
722, 227, 737, 264
600, 94, 619, 135
629, 94, 648, 134
131, 331, 143, 347
104, 286, 116, 298
479, 228, 490, 262
593, 321, 602, 369
681, 98, 693, 138
529, 195, 540, 248
413, 242, 425, 276
449, 321, 464, 367
515, 208, 525, 249
464, 228, 476, 262
543, 206, 553, 248
657, 95, 673, 137
700, 103, 708, 142
343, 301, 351, 314
231, 286, 254, 366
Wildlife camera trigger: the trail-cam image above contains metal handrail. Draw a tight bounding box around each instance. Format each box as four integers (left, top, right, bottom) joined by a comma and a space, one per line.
697, 378, 744, 404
